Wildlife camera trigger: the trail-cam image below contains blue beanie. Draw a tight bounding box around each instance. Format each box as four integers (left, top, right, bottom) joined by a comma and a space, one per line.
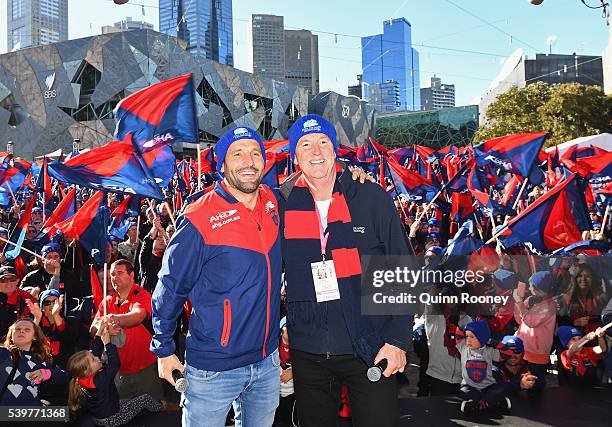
557, 326, 583, 348
494, 268, 519, 290
214, 127, 265, 173
425, 246, 443, 257
529, 271, 553, 294
39, 289, 60, 307
41, 243, 62, 258
288, 114, 338, 163
464, 320, 491, 348
428, 218, 440, 227
501, 335, 524, 353
426, 231, 441, 242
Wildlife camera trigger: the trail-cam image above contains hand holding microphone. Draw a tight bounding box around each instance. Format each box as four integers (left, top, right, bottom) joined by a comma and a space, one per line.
367, 359, 388, 382
368, 343, 407, 382
158, 354, 187, 392
172, 369, 189, 393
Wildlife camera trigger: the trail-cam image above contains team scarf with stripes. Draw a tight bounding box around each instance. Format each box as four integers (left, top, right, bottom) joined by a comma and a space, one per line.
282, 171, 381, 363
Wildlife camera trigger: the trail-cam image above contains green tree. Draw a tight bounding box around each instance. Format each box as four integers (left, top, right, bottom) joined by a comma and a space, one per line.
475, 82, 612, 147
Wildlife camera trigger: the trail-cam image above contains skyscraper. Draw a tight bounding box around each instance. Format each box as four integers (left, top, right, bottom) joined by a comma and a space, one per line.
159, 0, 233, 66
361, 18, 420, 111
284, 29, 319, 94
249, 14, 285, 81
7, 0, 68, 51
420, 76, 455, 110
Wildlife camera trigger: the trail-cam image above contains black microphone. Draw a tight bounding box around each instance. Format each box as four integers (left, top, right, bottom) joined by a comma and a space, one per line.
172, 369, 189, 393
366, 359, 388, 382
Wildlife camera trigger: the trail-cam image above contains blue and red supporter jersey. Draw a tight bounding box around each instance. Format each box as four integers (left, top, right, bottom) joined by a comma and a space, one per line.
150, 182, 282, 372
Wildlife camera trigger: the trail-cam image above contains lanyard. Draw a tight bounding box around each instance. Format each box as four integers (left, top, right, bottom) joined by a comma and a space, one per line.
314, 205, 329, 261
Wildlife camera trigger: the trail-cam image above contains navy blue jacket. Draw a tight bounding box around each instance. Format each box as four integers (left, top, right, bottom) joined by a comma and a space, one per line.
280, 169, 413, 364
151, 183, 282, 371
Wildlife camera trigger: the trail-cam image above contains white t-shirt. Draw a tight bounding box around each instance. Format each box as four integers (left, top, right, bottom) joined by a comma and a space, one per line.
315, 199, 332, 230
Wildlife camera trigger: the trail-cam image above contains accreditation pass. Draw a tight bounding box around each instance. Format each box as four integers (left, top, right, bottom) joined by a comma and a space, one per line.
0, 406, 69, 422
311, 260, 341, 302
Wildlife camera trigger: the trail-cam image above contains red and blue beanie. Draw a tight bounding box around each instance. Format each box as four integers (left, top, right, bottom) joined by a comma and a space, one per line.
288, 114, 337, 163
501, 335, 524, 353
557, 326, 583, 348
41, 243, 62, 258
529, 271, 553, 294
465, 320, 491, 347
214, 126, 265, 173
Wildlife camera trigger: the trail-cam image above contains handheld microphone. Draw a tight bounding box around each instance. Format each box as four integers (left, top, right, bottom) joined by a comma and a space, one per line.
366, 359, 388, 382
172, 369, 189, 393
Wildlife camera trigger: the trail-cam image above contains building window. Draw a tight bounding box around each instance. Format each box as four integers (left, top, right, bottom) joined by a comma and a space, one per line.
11, 0, 25, 19
11, 27, 25, 50
40, 0, 60, 19
40, 28, 60, 44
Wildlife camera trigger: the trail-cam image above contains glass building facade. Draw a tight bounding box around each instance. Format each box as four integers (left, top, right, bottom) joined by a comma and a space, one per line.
361, 18, 420, 111
159, 0, 233, 66
375, 105, 479, 149
7, 0, 68, 51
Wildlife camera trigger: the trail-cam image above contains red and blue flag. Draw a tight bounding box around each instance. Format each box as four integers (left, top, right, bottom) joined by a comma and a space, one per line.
498, 174, 591, 254
114, 73, 198, 151
473, 132, 548, 177
54, 191, 110, 265
48, 134, 164, 200
4, 196, 35, 260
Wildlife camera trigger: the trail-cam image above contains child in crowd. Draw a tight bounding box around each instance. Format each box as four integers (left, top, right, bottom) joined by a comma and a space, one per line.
557, 325, 608, 387
274, 318, 298, 427
456, 320, 510, 413
493, 336, 538, 399
30, 289, 73, 368
513, 271, 557, 394
67, 319, 163, 426
0, 318, 68, 405
0, 265, 32, 338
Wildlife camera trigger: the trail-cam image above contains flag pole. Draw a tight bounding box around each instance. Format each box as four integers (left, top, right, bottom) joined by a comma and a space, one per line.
600, 203, 611, 238
164, 201, 177, 230
512, 177, 529, 210
103, 262, 108, 318
5, 183, 17, 205
0, 235, 43, 261
134, 214, 141, 264
197, 144, 202, 191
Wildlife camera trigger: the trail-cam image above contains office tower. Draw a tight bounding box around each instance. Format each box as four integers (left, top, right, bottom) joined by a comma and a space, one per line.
8, 0, 68, 51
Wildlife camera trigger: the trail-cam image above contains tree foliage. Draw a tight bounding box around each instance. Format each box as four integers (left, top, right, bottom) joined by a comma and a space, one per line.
475, 82, 612, 147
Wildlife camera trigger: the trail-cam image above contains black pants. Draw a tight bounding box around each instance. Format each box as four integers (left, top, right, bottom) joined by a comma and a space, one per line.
460, 383, 506, 406
428, 376, 460, 396
273, 394, 298, 427
526, 362, 547, 395
292, 349, 399, 427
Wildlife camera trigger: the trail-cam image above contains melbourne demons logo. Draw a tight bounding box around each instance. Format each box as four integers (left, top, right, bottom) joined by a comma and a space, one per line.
466, 360, 488, 383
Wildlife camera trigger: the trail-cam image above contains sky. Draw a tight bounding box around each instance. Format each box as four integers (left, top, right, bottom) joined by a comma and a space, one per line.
0, 0, 610, 106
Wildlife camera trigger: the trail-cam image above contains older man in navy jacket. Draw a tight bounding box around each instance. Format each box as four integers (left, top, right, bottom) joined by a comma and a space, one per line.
280, 114, 412, 427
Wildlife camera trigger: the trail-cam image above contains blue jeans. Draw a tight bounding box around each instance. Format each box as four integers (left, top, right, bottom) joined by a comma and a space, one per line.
181, 349, 280, 427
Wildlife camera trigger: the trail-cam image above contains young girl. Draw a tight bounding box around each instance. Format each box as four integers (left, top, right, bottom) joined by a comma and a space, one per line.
68, 320, 163, 426
29, 289, 73, 368
0, 318, 68, 405
513, 271, 557, 394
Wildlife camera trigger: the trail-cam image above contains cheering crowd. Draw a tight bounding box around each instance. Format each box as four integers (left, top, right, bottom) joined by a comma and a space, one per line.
0, 110, 610, 427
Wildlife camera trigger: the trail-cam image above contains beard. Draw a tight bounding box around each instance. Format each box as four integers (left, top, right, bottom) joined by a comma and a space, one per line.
225, 167, 263, 194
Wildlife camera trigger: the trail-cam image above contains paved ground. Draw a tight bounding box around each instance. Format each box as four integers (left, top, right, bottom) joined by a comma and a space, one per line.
62, 356, 611, 427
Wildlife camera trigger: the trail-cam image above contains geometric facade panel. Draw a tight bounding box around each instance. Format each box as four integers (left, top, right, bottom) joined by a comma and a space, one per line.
0, 30, 372, 158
